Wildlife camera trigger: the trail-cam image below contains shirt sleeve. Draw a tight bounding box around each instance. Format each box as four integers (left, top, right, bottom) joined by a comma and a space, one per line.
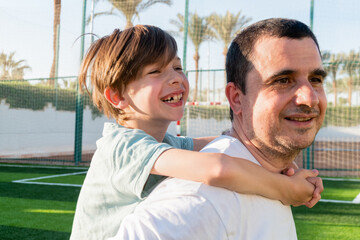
163, 133, 193, 151
109, 129, 173, 199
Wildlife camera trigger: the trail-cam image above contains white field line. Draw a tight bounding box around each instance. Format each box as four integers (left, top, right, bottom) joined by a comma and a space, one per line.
319, 198, 359, 204
14, 181, 83, 187
12, 171, 87, 188
7, 166, 360, 202
353, 193, 360, 203
0, 163, 88, 170
322, 177, 360, 182
320, 178, 360, 204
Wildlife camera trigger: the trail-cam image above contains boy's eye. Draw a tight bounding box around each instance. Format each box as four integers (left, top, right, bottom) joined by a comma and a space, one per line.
148, 70, 160, 74
175, 66, 183, 71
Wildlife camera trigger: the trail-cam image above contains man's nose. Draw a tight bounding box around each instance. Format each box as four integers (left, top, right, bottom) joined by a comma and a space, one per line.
294, 81, 319, 108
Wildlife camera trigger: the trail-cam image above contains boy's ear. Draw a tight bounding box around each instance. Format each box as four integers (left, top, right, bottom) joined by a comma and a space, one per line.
104, 87, 128, 109
225, 82, 242, 116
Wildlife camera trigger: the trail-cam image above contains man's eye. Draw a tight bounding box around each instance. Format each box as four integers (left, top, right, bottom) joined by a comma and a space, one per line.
310, 77, 324, 84
175, 66, 183, 71
274, 77, 290, 84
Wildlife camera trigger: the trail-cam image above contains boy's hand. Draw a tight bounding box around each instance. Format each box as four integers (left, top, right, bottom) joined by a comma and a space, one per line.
304, 175, 323, 208
284, 168, 323, 208
280, 169, 316, 206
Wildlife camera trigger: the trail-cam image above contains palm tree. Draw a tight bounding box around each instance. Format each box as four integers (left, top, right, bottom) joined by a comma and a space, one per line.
322, 52, 342, 106
0, 52, 31, 80
171, 13, 215, 102
91, 0, 172, 29
341, 50, 360, 106
49, 0, 61, 86
207, 11, 251, 88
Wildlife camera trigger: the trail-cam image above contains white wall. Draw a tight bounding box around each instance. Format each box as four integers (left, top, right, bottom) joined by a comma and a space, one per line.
0, 100, 179, 158
1, 99, 359, 158
0, 100, 107, 157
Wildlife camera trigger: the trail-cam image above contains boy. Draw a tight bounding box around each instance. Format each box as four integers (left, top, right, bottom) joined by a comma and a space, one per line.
70, 25, 322, 239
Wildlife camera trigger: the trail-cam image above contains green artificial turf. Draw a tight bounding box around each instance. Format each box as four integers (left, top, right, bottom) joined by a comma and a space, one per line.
293, 202, 360, 240
1, 164, 359, 240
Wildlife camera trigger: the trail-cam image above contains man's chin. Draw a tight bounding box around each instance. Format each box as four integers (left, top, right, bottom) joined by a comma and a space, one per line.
286, 130, 319, 149
287, 140, 315, 151
279, 135, 316, 151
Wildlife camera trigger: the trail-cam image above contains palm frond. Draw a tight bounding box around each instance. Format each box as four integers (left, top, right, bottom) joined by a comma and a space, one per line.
207, 10, 251, 47
138, 0, 172, 12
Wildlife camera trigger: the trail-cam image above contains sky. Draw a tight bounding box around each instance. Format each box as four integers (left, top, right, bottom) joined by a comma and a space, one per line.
1, 0, 360, 93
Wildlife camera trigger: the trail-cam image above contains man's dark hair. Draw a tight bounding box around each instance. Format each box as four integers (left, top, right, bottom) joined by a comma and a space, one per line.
226, 18, 320, 120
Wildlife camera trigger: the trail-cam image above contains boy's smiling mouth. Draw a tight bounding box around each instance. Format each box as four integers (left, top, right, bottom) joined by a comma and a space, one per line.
161, 93, 183, 103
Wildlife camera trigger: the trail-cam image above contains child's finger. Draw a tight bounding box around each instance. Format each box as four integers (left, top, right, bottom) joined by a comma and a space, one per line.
283, 168, 295, 176
306, 177, 324, 194
304, 176, 323, 208
297, 169, 319, 179
305, 193, 321, 208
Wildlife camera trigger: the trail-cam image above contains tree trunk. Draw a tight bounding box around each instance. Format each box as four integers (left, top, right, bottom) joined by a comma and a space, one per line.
49, 0, 61, 86
332, 70, 337, 107
125, 19, 133, 29
332, 80, 337, 107
348, 75, 352, 106
192, 52, 200, 102
223, 46, 227, 96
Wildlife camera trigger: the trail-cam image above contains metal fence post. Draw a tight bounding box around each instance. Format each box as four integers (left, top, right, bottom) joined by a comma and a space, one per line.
182, 0, 189, 73
74, 0, 87, 165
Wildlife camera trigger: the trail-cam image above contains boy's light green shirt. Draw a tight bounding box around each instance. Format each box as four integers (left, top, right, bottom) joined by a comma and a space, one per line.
70, 122, 193, 240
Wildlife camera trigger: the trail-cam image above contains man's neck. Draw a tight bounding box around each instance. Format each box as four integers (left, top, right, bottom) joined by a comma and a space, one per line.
229, 122, 297, 173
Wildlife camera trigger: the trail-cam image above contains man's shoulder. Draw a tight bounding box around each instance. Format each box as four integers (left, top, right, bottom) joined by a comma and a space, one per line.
201, 135, 257, 164
146, 177, 239, 212
201, 135, 245, 154
147, 178, 204, 199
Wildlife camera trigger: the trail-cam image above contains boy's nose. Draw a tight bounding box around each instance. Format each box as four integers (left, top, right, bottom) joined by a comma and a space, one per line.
168, 71, 185, 85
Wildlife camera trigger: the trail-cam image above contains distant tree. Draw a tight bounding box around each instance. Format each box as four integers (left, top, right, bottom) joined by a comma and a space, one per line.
341, 50, 360, 106
171, 12, 215, 102
91, 0, 172, 29
207, 11, 251, 88
49, 0, 61, 86
322, 51, 342, 106
63, 78, 77, 90
0, 52, 31, 80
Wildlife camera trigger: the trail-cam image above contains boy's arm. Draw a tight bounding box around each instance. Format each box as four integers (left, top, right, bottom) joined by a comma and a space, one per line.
192, 136, 218, 151
151, 148, 319, 206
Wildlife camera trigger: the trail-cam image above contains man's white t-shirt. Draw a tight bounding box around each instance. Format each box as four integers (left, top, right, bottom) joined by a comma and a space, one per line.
113, 135, 297, 240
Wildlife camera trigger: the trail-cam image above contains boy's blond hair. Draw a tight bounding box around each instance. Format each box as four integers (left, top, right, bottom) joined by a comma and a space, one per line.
79, 25, 178, 123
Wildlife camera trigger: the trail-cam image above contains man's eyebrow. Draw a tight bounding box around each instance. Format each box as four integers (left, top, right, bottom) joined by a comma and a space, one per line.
268, 68, 327, 80
269, 69, 295, 79
311, 68, 327, 78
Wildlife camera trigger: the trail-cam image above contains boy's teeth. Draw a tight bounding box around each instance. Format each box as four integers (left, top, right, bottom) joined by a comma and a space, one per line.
163, 93, 182, 103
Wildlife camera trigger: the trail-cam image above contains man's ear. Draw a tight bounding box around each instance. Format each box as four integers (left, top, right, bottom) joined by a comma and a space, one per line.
225, 82, 242, 116
104, 87, 128, 109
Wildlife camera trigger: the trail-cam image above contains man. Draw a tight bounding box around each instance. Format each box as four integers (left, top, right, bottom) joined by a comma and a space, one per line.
112, 18, 326, 240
